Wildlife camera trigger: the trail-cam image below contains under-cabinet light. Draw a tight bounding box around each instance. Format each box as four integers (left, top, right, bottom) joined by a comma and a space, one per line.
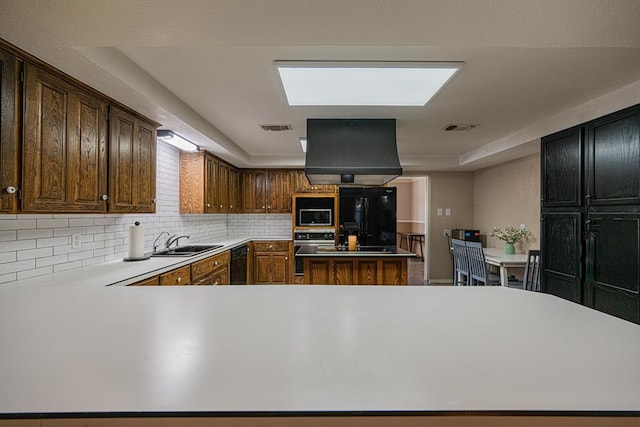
157, 130, 199, 152
275, 61, 462, 106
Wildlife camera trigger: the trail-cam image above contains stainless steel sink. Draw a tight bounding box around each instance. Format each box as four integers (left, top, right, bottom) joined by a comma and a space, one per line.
151, 244, 224, 257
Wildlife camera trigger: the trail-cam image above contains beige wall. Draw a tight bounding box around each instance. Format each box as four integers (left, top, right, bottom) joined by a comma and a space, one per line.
472, 154, 540, 253
427, 172, 474, 282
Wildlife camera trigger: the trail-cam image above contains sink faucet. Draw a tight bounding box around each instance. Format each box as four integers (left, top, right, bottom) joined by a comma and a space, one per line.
166, 234, 190, 249
153, 231, 170, 253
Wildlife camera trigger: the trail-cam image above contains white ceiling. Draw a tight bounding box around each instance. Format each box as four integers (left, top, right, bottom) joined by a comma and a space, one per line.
1, 0, 640, 172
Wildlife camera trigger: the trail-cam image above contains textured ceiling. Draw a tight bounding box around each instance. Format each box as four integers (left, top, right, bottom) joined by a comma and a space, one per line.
1, 0, 639, 171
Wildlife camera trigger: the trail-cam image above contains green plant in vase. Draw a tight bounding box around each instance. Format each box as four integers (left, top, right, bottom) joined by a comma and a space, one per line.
489, 226, 529, 254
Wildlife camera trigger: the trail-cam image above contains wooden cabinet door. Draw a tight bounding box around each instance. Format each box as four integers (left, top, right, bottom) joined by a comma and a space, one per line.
228, 166, 240, 213
586, 106, 640, 206
293, 170, 335, 194
108, 106, 156, 213
218, 161, 230, 212
584, 212, 640, 324
267, 169, 293, 213
0, 47, 20, 213
541, 127, 584, 208
241, 169, 267, 213
179, 151, 206, 213
22, 62, 108, 212
205, 154, 219, 213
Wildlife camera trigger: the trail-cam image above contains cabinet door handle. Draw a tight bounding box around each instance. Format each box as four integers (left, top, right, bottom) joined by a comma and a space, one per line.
214, 281, 219, 286
262, 205, 266, 209
230, 205, 233, 209
100, 194, 108, 201
207, 203, 211, 208
177, 277, 182, 283
220, 204, 223, 208
214, 261, 218, 266
267, 205, 271, 209
4, 186, 17, 194
285, 256, 288, 260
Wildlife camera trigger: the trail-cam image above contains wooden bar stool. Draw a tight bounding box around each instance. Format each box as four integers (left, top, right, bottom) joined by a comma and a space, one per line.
398, 232, 411, 250
408, 233, 425, 261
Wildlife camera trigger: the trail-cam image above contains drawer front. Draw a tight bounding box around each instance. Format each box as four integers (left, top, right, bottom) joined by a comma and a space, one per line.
160, 265, 192, 286
253, 241, 289, 252
193, 266, 229, 286
130, 276, 159, 286
191, 251, 231, 280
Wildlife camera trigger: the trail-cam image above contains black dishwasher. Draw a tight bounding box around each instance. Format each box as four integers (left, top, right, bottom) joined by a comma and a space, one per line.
230, 245, 248, 285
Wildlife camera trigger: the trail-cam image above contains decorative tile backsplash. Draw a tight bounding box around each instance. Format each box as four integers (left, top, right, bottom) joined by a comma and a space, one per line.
0, 143, 291, 284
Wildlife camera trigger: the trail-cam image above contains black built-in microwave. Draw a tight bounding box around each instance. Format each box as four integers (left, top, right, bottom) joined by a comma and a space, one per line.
299, 209, 332, 226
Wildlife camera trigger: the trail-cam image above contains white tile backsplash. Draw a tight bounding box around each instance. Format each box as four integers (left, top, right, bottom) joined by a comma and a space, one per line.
0, 142, 292, 285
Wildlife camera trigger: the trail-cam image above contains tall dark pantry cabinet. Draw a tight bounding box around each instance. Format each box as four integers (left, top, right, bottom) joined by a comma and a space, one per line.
541, 104, 640, 324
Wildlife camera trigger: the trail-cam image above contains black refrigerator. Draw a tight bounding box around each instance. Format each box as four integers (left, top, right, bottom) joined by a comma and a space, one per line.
338, 187, 397, 247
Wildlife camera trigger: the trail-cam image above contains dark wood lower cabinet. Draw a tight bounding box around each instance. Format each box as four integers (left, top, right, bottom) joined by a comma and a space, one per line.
541, 210, 583, 303
584, 212, 640, 323
303, 257, 408, 285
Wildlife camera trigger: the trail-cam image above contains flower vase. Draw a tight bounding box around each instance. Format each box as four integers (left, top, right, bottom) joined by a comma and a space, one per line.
503, 243, 515, 254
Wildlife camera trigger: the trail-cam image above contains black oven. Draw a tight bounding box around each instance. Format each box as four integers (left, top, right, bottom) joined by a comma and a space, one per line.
293, 229, 335, 276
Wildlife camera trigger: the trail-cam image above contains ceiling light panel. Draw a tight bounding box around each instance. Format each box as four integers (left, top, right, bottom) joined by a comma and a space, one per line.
275, 61, 462, 106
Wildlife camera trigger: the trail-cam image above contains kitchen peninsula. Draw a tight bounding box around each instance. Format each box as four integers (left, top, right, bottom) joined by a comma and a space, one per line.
297, 245, 415, 285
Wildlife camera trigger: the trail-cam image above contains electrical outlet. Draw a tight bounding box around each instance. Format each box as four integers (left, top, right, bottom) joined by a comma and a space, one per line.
443, 229, 451, 237
72, 233, 81, 249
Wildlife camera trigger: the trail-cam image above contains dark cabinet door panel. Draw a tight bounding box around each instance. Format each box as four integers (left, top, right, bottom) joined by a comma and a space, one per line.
541, 210, 583, 303
587, 106, 640, 206
541, 127, 583, 208
584, 213, 639, 323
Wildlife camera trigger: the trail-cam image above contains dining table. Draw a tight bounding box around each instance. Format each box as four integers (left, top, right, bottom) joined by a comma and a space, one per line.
483, 247, 529, 287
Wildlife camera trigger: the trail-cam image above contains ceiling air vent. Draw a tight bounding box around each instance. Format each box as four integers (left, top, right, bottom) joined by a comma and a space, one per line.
442, 124, 479, 131
259, 124, 293, 131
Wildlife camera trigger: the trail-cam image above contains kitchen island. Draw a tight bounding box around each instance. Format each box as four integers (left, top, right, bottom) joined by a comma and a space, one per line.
0, 286, 639, 426
296, 245, 415, 285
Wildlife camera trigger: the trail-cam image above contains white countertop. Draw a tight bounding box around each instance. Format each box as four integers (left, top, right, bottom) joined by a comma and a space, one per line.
0, 286, 639, 416
6, 235, 289, 288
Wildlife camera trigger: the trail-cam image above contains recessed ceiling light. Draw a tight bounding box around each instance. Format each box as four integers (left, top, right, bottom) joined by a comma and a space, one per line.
275, 61, 462, 106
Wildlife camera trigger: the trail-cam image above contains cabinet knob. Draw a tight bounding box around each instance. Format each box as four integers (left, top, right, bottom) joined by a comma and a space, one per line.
4, 186, 17, 194
262, 206, 266, 209
177, 277, 182, 283
100, 194, 108, 201
269, 245, 273, 249
230, 205, 233, 209
214, 261, 218, 266
267, 205, 271, 209
220, 204, 223, 208
285, 256, 288, 260
214, 281, 219, 286
207, 203, 211, 207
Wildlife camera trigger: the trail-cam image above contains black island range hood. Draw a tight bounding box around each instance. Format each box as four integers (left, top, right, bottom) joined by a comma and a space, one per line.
304, 119, 402, 185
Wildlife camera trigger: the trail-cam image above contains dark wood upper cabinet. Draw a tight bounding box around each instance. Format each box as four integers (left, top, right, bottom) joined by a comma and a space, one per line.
22, 62, 108, 212
108, 106, 156, 213
541, 127, 583, 208
586, 106, 640, 206
0, 47, 20, 213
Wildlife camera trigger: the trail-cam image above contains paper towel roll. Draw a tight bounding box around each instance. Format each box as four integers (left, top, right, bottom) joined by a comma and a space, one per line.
128, 222, 145, 259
